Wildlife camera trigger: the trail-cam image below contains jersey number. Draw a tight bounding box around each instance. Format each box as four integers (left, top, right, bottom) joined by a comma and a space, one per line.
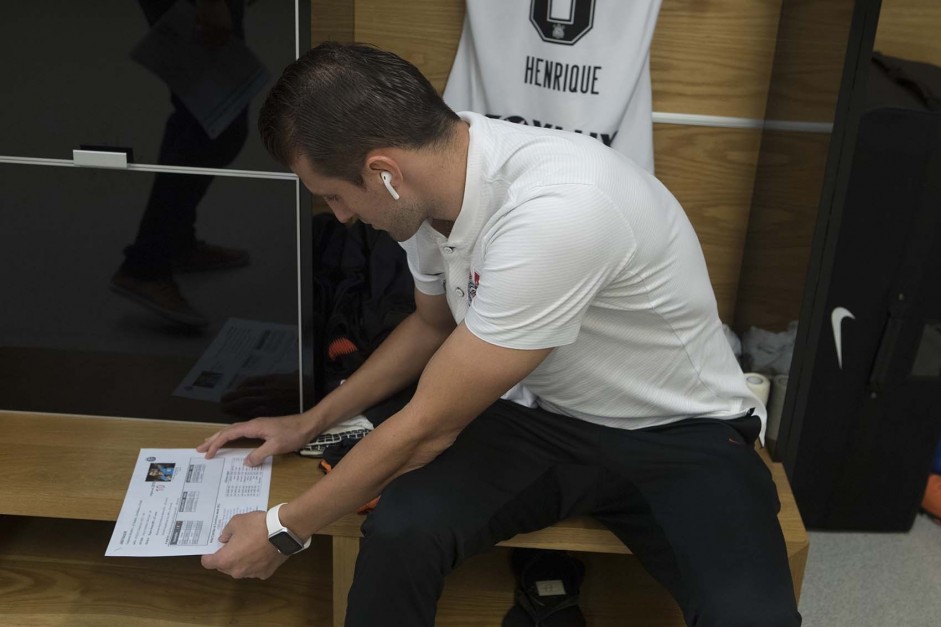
529, 0, 596, 46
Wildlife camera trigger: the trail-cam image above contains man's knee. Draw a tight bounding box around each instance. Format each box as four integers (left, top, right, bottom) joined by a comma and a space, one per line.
359, 482, 467, 566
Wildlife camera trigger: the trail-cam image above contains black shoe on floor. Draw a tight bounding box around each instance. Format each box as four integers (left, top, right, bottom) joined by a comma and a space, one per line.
110, 271, 209, 327
503, 548, 587, 627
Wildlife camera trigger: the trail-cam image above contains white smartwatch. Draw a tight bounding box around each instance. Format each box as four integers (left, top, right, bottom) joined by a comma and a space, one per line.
266, 503, 311, 556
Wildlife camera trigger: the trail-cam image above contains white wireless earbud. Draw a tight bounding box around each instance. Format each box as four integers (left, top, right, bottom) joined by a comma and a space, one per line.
380, 171, 399, 200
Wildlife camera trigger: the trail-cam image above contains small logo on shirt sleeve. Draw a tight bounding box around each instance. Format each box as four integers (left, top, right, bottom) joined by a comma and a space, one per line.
467, 271, 480, 304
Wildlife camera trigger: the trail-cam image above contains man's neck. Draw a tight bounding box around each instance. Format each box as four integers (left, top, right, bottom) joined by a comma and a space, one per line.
425, 120, 470, 225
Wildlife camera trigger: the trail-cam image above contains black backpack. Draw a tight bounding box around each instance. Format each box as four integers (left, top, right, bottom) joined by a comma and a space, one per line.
310, 214, 416, 401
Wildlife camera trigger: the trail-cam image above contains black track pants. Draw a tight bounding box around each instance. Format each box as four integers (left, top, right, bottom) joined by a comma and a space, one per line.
345, 400, 801, 627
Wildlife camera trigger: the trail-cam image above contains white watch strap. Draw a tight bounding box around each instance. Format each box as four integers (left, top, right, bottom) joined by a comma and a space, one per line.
266, 503, 312, 550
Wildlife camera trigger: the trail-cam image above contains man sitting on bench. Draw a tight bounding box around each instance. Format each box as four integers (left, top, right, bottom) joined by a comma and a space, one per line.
197, 42, 801, 627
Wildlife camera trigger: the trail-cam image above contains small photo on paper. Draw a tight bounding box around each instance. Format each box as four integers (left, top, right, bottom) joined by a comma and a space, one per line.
146, 463, 176, 482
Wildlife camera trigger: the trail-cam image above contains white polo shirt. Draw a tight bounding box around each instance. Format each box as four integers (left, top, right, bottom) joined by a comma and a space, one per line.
401, 112, 764, 436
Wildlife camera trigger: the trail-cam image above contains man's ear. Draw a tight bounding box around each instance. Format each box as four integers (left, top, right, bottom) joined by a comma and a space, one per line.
364, 154, 402, 187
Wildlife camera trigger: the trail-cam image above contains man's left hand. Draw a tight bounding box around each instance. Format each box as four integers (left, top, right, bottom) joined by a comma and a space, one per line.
201, 511, 289, 579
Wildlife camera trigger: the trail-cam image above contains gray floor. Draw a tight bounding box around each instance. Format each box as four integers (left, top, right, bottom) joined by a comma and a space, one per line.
798, 513, 941, 626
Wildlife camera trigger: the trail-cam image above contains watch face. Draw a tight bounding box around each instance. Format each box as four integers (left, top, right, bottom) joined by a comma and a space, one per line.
268, 530, 303, 555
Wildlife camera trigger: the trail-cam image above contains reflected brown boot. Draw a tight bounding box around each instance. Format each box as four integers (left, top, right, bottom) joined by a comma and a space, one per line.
110, 271, 209, 327
172, 240, 250, 273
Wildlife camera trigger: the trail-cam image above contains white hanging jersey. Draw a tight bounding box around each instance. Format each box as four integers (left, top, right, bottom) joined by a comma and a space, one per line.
443, 0, 662, 173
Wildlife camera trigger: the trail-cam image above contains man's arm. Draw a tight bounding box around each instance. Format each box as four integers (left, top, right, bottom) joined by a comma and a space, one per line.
198, 288, 456, 463
200, 323, 551, 578
280, 324, 552, 538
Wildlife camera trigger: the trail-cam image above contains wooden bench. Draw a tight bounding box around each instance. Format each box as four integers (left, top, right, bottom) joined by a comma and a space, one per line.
0, 410, 808, 626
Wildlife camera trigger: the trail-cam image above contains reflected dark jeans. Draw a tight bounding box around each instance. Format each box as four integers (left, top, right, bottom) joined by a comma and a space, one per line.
122, 0, 248, 279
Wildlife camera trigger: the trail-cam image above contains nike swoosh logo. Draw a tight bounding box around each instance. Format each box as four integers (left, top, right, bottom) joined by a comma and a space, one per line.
831, 307, 856, 369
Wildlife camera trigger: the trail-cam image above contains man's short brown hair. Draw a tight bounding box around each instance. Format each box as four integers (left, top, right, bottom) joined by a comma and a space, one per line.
259, 42, 460, 185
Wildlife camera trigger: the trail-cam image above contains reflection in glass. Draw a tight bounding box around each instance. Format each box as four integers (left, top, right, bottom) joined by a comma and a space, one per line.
0, 164, 304, 422
911, 322, 941, 378
0, 0, 295, 171
111, 1, 262, 328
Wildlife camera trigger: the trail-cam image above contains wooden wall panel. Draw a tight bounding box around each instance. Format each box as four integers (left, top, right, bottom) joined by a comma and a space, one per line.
650, 0, 781, 119
353, 0, 464, 94
735, 131, 833, 331
311, 0, 354, 45
763, 0, 856, 123
653, 125, 764, 323
874, 0, 941, 66
734, 0, 856, 332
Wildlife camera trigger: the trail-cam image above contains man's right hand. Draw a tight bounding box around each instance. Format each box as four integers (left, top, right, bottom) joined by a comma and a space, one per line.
197, 413, 318, 466
197, 291, 454, 466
